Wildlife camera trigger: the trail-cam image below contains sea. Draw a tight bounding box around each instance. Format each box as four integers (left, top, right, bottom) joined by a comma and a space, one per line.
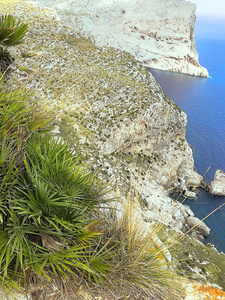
149, 17, 225, 253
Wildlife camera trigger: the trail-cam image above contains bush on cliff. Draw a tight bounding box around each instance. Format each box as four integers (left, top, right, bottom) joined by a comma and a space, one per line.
0, 79, 113, 293
0, 15, 28, 73
0, 78, 185, 299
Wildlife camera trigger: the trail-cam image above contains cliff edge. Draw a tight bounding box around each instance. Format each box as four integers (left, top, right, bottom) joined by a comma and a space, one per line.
34, 0, 209, 77
1, 0, 225, 297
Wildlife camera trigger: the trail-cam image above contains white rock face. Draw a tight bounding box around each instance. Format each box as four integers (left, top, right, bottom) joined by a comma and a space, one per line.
34, 0, 209, 77
136, 180, 209, 239
209, 169, 225, 196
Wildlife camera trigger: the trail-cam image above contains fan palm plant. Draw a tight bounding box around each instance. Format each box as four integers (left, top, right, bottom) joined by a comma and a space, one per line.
0, 135, 113, 291
0, 78, 114, 293
0, 15, 28, 73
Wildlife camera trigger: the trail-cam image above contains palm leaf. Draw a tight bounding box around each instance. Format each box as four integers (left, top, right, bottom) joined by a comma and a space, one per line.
0, 15, 28, 47
4, 22, 28, 46
0, 15, 15, 43
25, 135, 109, 211
0, 27, 15, 44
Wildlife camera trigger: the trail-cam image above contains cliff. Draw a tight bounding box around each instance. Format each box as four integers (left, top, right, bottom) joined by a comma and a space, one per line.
2, 0, 205, 248
34, 0, 209, 77
1, 0, 225, 298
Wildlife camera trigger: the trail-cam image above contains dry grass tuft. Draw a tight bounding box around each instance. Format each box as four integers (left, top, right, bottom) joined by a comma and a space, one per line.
98, 198, 185, 300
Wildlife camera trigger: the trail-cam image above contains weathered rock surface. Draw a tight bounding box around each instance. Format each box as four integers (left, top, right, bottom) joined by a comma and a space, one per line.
184, 282, 225, 300
33, 0, 209, 77
208, 169, 225, 196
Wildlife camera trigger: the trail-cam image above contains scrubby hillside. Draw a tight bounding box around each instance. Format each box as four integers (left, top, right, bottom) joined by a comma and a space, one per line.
1, 1, 225, 299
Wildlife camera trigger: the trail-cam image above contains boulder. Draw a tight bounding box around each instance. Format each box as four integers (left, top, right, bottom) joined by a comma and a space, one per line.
186, 216, 210, 236
184, 190, 197, 199
208, 169, 225, 196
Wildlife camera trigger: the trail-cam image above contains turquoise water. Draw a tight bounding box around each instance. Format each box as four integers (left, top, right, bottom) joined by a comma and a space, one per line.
149, 17, 225, 252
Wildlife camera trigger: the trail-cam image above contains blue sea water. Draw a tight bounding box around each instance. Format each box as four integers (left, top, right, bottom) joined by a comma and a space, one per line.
149, 17, 225, 252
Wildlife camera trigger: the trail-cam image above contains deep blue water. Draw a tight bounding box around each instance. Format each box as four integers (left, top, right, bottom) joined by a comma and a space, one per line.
149, 17, 225, 252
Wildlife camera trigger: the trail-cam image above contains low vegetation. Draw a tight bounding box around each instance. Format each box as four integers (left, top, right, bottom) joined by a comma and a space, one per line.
0, 14, 28, 73
0, 76, 110, 291
0, 4, 224, 299
0, 77, 185, 299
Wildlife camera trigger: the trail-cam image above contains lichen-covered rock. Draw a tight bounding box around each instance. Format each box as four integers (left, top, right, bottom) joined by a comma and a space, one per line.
208, 169, 225, 196
34, 0, 209, 77
184, 282, 225, 300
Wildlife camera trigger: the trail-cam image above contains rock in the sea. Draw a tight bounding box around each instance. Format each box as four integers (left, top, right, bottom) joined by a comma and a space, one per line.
208, 169, 225, 196
184, 190, 197, 199
186, 216, 210, 236
34, 0, 209, 77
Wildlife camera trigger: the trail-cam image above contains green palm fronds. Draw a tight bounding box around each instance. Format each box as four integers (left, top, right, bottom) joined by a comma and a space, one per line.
0, 15, 28, 73
25, 135, 108, 210
0, 84, 53, 144
0, 15, 28, 47
0, 79, 113, 292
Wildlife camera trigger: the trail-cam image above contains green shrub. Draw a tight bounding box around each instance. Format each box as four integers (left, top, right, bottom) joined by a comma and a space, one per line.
0, 79, 112, 293
0, 15, 28, 73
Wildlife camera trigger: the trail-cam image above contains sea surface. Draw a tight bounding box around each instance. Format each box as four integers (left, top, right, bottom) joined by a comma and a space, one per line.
149, 17, 225, 252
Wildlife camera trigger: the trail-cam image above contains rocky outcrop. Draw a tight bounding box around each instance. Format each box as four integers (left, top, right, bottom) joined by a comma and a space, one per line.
34, 0, 209, 77
208, 169, 225, 196
139, 181, 209, 240
185, 283, 225, 300
3, 0, 207, 241
186, 216, 210, 236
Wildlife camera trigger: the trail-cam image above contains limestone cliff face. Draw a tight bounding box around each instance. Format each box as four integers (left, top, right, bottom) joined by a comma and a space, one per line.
35, 0, 209, 77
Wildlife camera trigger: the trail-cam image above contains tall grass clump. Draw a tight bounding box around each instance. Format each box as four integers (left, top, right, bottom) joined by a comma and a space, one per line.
99, 198, 185, 300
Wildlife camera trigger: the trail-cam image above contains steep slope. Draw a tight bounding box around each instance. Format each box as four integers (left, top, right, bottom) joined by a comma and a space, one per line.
2, 0, 202, 231
33, 0, 209, 77
1, 0, 225, 297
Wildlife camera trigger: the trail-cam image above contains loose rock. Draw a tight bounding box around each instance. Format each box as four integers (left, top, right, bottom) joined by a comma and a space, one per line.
208, 169, 225, 196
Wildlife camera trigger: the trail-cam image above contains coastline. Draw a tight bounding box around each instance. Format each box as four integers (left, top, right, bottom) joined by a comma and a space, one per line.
1, 0, 225, 297
4, 0, 214, 255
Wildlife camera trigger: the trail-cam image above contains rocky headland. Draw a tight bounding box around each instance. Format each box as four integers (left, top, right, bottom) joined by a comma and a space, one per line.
1, 0, 225, 298
33, 0, 209, 77
7, 0, 205, 237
